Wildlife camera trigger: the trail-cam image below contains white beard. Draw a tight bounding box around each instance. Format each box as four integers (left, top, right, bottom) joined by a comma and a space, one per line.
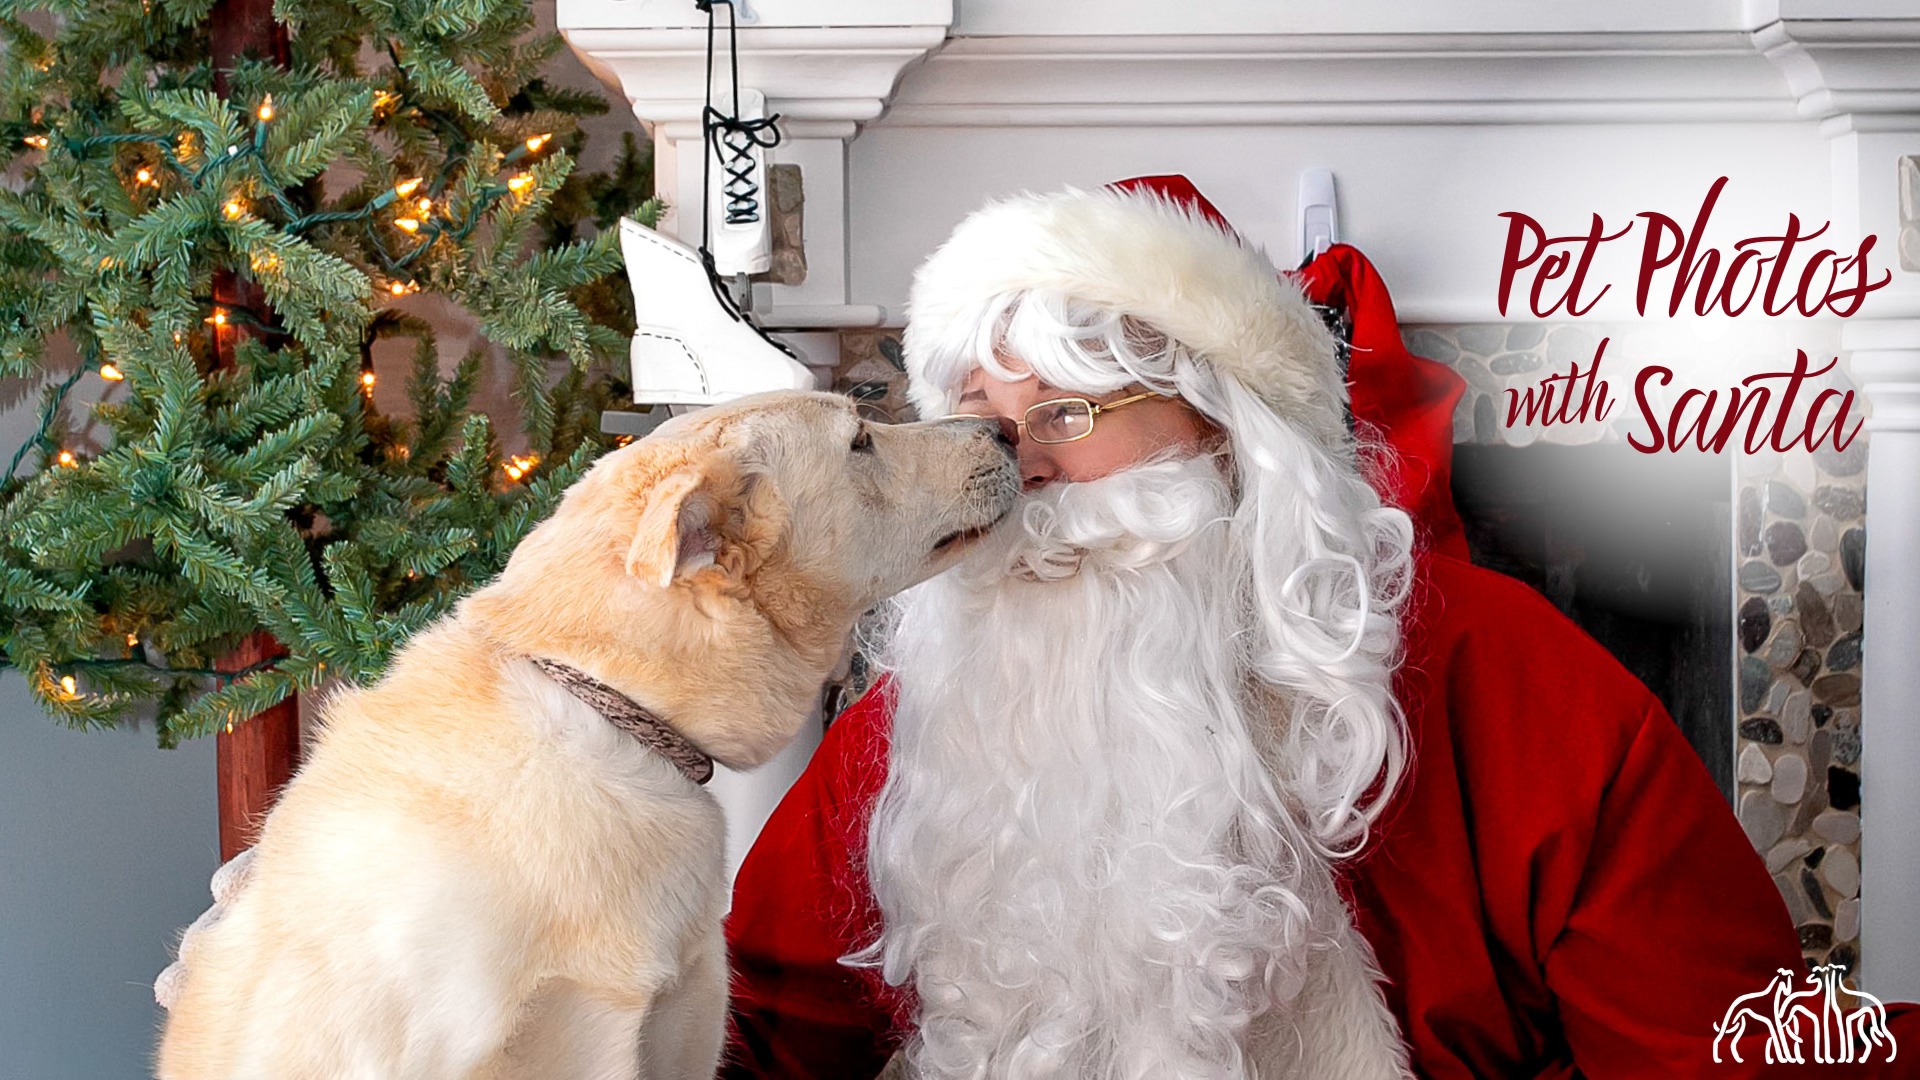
859, 454, 1380, 1080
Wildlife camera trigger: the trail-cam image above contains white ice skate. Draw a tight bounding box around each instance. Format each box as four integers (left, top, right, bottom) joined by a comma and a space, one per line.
618, 216, 815, 405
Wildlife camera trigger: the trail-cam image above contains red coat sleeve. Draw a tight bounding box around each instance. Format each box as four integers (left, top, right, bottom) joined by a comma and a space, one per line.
721, 679, 903, 1080
1350, 557, 1918, 1079
1537, 696, 1919, 1079
1536, 695, 1799, 1077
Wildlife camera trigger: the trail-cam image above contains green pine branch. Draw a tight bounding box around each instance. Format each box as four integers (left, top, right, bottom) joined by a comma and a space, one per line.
0, 0, 657, 743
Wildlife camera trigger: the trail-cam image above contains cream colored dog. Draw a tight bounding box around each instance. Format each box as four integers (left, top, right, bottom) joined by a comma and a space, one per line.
154, 390, 1019, 1080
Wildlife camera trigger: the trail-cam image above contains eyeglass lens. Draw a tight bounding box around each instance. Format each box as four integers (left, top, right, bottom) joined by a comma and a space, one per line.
1025, 399, 1094, 443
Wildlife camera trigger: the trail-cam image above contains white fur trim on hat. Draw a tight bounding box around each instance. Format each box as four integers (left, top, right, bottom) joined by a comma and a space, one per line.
902, 185, 1346, 448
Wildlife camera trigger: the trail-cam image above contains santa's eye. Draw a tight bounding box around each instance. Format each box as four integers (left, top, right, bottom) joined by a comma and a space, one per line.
851, 426, 874, 452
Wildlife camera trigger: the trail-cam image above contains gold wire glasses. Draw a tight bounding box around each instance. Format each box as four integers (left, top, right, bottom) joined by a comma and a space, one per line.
942, 390, 1169, 444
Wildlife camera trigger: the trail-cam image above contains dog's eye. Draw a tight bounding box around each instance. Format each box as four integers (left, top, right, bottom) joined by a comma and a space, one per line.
850, 426, 874, 453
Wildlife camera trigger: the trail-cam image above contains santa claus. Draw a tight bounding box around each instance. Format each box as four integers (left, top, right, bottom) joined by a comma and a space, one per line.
852, 178, 1419, 1079
720, 178, 1911, 1078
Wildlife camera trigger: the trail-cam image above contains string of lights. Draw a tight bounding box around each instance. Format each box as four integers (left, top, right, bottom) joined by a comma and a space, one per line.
7, 89, 554, 493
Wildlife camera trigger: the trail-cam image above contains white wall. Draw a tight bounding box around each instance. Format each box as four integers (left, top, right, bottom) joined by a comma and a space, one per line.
848, 120, 1834, 324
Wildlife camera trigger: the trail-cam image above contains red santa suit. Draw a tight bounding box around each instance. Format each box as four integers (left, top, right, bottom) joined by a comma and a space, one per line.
721, 180, 1917, 1078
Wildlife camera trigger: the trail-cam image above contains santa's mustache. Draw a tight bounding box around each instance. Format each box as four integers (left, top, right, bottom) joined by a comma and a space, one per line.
959, 450, 1236, 583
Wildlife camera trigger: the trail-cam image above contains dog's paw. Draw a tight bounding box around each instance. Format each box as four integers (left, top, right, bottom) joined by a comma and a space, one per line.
155, 848, 259, 1011
154, 959, 187, 1010
210, 846, 257, 904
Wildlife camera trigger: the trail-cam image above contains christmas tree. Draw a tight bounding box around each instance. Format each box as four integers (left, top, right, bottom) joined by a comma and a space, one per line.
0, 0, 657, 744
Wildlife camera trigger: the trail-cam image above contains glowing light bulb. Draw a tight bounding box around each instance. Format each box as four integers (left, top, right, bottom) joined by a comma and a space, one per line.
360, 370, 377, 389
416, 196, 433, 215
389, 281, 407, 296
135, 167, 153, 185
99, 363, 124, 381
394, 217, 420, 234
525, 133, 552, 153
59, 675, 76, 695
22, 134, 48, 149
56, 450, 76, 467
394, 177, 423, 198
207, 309, 229, 327
223, 198, 245, 220
507, 172, 534, 195
256, 94, 274, 122
125, 633, 139, 647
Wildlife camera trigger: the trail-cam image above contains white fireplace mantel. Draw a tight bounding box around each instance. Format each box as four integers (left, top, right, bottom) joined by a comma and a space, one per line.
559, 3, 1920, 323
559, 0, 952, 127
558, 0, 953, 333
561, 0, 1920, 998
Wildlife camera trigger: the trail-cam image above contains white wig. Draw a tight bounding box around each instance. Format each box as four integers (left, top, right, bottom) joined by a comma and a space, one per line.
908, 290, 1415, 856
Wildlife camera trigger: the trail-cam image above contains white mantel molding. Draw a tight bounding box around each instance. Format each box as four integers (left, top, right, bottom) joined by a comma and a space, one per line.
1753, 18, 1920, 344
1754, 18, 1920, 135
878, 32, 1805, 129
558, 25, 950, 125
557, 1, 953, 124
558, 18, 1920, 135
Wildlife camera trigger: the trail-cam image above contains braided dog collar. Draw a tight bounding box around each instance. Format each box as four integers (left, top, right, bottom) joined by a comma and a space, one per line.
528, 657, 715, 785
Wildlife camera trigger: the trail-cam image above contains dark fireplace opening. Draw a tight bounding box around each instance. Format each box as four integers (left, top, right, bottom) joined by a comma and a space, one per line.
1451, 444, 1734, 801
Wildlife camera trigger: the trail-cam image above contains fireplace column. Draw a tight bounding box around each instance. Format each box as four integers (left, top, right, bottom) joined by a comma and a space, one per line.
1847, 319, 1920, 1000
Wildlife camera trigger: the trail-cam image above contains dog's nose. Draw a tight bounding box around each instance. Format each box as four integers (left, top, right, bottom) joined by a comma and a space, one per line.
977, 416, 1017, 451
987, 419, 1016, 451
953, 415, 1015, 451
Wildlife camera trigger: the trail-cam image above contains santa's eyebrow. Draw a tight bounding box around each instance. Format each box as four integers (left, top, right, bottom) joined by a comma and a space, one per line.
956, 387, 988, 403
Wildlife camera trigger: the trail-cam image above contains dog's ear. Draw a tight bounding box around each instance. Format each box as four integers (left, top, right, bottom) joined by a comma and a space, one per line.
625, 457, 787, 589
625, 466, 725, 588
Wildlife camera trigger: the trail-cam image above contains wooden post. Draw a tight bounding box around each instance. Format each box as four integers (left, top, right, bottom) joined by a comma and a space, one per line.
214, 632, 299, 861
209, 0, 289, 75
209, 0, 297, 863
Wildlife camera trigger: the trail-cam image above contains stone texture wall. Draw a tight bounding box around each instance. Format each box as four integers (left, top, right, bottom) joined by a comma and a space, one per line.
1730, 433, 1867, 968
753, 164, 807, 287
832, 329, 912, 422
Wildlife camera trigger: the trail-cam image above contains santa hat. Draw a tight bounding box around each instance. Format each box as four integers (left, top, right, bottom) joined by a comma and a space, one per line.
901, 175, 1349, 451
902, 174, 1470, 559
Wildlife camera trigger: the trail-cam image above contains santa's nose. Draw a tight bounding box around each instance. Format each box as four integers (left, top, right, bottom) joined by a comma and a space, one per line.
1018, 441, 1060, 492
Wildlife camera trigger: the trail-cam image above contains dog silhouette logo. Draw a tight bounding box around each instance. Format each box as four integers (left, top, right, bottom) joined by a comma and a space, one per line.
1713, 962, 1898, 1065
